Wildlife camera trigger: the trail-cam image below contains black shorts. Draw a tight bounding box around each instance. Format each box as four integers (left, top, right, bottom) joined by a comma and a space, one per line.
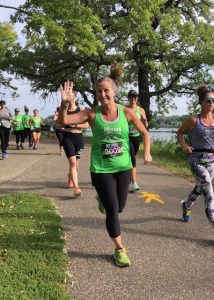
32, 128, 41, 133
129, 135, 142, 167
62, 132, 84, 159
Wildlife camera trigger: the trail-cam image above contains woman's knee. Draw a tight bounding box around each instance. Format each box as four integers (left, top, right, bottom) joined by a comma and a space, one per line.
68, 157, 77, 168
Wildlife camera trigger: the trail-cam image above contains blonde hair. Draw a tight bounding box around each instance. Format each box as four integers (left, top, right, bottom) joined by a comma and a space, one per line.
95, 62, 123, 91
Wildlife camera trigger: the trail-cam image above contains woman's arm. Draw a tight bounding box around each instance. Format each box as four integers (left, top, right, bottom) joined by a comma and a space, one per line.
124, 106, 152, 163
59, 80, 94, 126
74, 122, 89, 129
177, 116, 196, 153
59, 104, 92, 126
53, 113, 58, 122
140, 107, 148, 128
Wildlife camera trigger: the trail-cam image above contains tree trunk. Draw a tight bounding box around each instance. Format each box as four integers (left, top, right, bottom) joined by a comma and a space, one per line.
138, 65, 151, 121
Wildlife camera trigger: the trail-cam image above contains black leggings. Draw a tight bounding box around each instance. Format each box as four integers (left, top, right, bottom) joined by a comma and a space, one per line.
14, 130, 25, 144
0, 126, 11, 152
55, 129, 64, 147
91, 170, 131, 238
129, 135, 141, 167
24, 128, 32, 145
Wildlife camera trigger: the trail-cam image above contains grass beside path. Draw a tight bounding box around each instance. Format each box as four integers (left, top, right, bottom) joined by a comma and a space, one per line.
0, 193, 71, 300
140, 140, 193, 179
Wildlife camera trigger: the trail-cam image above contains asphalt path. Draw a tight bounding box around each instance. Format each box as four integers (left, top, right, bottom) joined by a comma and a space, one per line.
0, 138, 213, 300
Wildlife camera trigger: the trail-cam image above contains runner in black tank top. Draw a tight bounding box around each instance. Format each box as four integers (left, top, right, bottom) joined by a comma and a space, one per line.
62, 97, 89, 197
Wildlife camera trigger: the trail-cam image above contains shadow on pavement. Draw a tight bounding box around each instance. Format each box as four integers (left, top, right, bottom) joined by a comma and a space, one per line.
67, 250, 114, 264
62, 216, 214, 248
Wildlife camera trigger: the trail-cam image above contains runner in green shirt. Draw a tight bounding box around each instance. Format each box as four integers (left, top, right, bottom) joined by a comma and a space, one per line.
59, 68, 152, 267
12, 108, 25, 150
23, 106, 32, 149
128, 90, 148, 192
30, 109, 42, 150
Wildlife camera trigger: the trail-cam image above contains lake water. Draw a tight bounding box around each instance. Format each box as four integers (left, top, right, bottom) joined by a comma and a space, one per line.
84, 128, 177, 142
149, 128, 177, 142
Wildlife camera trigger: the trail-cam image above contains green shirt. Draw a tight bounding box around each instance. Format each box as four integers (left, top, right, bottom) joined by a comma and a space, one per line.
129, 106, 141, 137
13, 115, 24, 131
22, 114, 31, 128
90, 104, 132, 173
31, 116, 41, 129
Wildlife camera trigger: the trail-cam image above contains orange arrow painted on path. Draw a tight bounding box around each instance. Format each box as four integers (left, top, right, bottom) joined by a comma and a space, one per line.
138, 192, 165, 204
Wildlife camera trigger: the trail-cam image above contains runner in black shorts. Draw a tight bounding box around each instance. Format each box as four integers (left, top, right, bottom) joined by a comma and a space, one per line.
61, 94, 89, 197
30, 109, 42, 150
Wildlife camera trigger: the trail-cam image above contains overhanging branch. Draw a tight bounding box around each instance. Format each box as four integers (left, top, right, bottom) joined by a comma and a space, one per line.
0, 4, 29, 15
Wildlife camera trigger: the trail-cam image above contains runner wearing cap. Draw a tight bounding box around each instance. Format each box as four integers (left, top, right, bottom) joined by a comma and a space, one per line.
128, 90, 148, 192
23, 106, 33, 149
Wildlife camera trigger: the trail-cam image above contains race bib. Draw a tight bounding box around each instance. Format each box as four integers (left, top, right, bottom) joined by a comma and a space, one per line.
199, 153, 214, 164
102, 142, 123, 158
129, 127, 138, 134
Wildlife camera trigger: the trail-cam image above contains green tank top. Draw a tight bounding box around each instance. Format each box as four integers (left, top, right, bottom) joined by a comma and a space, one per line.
31, 116, 41, 128
13, 115, 24, 131
22, 114, 31, 128
90, 104, 132, 173
129, 106, 141, 137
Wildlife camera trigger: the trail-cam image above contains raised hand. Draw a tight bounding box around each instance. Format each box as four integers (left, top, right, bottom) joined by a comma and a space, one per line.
60, 81, 75, 104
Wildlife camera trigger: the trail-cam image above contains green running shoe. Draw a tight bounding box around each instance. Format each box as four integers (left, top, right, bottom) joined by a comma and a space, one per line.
96, 195, 106, 214
114, 248, 131, 267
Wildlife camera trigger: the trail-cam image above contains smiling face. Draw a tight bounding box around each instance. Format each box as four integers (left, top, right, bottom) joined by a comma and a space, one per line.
96, 79, 116, 106
201, 92, 214, 112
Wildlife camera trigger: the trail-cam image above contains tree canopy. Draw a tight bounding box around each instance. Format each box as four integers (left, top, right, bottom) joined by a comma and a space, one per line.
0, 22, 20, 97
1, 0, 214, 116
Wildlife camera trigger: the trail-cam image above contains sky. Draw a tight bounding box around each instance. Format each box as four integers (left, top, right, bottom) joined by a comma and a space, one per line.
0, 0, 189, 118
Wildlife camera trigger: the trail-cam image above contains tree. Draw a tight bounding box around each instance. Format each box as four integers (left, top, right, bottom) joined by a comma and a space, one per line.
4, 0, 214, 116
80, 0, 214, 117
0, 22, 20, 98
5, 0, 106, 106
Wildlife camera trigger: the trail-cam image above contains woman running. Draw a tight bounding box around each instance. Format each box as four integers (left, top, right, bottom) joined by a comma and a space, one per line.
177, 85, 214, 226
0, 100, 12, 158
61, 95, 88, 197
12, 108, 25, 150
23, 106, 32, 149
53, 107, 64, 155
59, 75, 152, 267
128, 90, 148, 192
30, 109, 42, 150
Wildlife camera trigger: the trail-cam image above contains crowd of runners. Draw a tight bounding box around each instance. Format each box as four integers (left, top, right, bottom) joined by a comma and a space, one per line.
0, 65, 213, 267
0, 102, 43, 157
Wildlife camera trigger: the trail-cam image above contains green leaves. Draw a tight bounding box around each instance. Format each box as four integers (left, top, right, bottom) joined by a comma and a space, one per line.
13, 0, 104, 55
3, 0, 214, 114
